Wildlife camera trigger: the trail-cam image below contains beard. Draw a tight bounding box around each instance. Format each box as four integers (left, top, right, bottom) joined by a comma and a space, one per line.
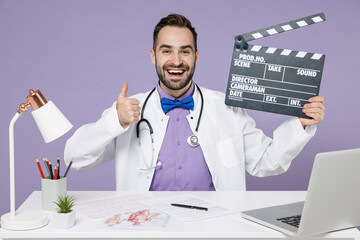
155, 60, 196, 91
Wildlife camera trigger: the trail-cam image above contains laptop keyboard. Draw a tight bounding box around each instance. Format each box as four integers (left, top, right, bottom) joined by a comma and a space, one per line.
277, 215, 301, 228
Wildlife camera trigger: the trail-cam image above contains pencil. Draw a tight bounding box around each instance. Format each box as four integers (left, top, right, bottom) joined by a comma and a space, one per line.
48, 160, 54, 179
54, 165, 58, 180
36, 157, 45, 179
64, 157, 74, 177
43, 157, 51, 178
57, 156, 60, 179
57, 163, 60, 179
46, 157, 50, 169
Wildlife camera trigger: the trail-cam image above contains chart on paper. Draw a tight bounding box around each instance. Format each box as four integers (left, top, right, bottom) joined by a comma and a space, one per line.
99, 208, 171, 230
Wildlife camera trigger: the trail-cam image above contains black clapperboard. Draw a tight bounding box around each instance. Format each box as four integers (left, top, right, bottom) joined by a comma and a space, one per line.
225, 13, 326, 118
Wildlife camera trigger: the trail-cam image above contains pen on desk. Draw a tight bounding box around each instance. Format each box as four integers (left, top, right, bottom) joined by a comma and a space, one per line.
43, 157, 51, 178
57, 156, 60, 179
64, 157, 74, 178
48, 160, 54, 179
35, 157, 45, 179
171, 203, 208, 211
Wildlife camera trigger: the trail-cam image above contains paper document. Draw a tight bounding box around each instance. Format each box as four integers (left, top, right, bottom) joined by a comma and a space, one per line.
75, 194, 150, 219
75, 194, 171, 229
142, 195, 237, 222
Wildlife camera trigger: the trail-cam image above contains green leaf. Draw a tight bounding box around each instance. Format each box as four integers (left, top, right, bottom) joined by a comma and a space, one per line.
53, 194, 76, 213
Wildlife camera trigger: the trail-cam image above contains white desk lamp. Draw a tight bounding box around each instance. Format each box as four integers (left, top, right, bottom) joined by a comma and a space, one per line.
1, 89, 73, 230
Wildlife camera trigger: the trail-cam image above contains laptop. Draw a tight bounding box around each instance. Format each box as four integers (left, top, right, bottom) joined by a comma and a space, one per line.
241, 148, 360, 237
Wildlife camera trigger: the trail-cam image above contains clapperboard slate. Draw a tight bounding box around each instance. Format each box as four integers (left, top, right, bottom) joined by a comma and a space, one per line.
225, 13, 326, 118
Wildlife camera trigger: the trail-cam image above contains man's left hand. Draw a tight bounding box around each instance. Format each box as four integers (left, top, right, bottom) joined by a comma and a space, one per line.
299, 96, 325, 128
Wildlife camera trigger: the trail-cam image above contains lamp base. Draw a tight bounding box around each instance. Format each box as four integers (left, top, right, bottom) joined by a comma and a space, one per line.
1, 210, 49, 230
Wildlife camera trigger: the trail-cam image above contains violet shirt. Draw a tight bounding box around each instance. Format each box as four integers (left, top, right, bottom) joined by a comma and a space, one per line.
149, 83, 215, 191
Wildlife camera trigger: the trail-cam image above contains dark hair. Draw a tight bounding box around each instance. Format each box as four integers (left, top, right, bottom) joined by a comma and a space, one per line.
153, 14, 197, 51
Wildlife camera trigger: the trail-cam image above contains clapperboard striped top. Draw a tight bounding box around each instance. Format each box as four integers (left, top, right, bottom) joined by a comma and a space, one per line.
240, 13, 326, 42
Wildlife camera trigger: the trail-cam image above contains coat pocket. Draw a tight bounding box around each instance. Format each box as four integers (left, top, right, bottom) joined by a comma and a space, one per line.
217, 135, 244, 168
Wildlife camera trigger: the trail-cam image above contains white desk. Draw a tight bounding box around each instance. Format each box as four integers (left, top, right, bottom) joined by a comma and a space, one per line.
1, 191, 359, 239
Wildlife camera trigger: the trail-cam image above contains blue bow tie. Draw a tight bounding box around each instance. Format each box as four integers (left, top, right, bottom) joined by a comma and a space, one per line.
161, 95, 194, 113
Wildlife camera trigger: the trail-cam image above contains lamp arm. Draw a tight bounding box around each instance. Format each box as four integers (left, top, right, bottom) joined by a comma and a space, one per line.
9, 112, 21, 216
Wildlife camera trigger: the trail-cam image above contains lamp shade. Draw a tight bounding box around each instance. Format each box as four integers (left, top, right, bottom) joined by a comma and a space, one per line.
31, 101, 73, 143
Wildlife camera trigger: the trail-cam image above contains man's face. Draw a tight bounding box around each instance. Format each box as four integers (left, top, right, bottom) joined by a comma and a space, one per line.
151, 26, 199, 92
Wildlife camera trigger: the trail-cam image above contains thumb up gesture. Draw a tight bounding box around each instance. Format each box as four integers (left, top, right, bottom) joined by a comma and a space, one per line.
116, 83, 140, 128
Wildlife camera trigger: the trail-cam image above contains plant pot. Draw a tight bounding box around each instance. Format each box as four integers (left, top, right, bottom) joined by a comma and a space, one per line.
53, 210, 76, 229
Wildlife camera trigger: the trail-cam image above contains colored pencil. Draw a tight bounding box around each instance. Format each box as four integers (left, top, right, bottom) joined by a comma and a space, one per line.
57, 156, 60, 179
48, 160, 54, 179
54, 166, 57, 180
57, 162, 60, 179
54, 164, 59, 180
64, 157, 74, 177
36, 157, 45, 179
43, 157, 51, 178
46, 157, 50, 169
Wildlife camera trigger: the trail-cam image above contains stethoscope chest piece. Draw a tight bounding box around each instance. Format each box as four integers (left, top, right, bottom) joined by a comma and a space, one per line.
187, 134, 199, 148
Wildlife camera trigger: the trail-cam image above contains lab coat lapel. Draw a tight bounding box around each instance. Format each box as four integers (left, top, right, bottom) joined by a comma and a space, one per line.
186, 86, 217, 182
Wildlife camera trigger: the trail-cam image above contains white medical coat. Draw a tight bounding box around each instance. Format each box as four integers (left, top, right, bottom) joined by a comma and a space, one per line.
64, 86, 316, 190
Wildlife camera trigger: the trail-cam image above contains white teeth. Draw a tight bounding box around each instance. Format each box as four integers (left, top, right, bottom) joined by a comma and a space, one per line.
168, 70, 184, 74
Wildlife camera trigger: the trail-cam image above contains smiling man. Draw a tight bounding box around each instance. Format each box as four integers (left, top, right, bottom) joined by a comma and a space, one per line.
151, 25, 198, 98
64, 14, 325, 191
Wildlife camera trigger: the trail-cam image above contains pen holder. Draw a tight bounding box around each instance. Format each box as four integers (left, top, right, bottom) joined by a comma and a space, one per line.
41, 177, 67, 211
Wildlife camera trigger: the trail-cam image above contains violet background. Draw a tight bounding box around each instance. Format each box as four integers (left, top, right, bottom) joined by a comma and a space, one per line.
0, 0, 359, 218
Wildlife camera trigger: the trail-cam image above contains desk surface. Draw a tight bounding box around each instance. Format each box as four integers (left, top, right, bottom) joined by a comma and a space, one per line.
1, 191, 359, 239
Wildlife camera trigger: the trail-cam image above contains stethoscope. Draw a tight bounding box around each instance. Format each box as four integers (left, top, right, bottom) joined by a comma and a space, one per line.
136, 84, 204, 172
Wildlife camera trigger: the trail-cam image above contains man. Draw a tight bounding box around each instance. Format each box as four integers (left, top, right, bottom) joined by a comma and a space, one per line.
64, 14, 325, 191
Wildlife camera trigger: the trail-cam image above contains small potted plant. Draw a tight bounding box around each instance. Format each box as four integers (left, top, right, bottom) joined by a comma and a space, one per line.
53, 194, 76, 229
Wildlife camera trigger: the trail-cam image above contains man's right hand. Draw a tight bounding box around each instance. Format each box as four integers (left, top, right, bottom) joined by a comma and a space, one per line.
116, 83, 140, 128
